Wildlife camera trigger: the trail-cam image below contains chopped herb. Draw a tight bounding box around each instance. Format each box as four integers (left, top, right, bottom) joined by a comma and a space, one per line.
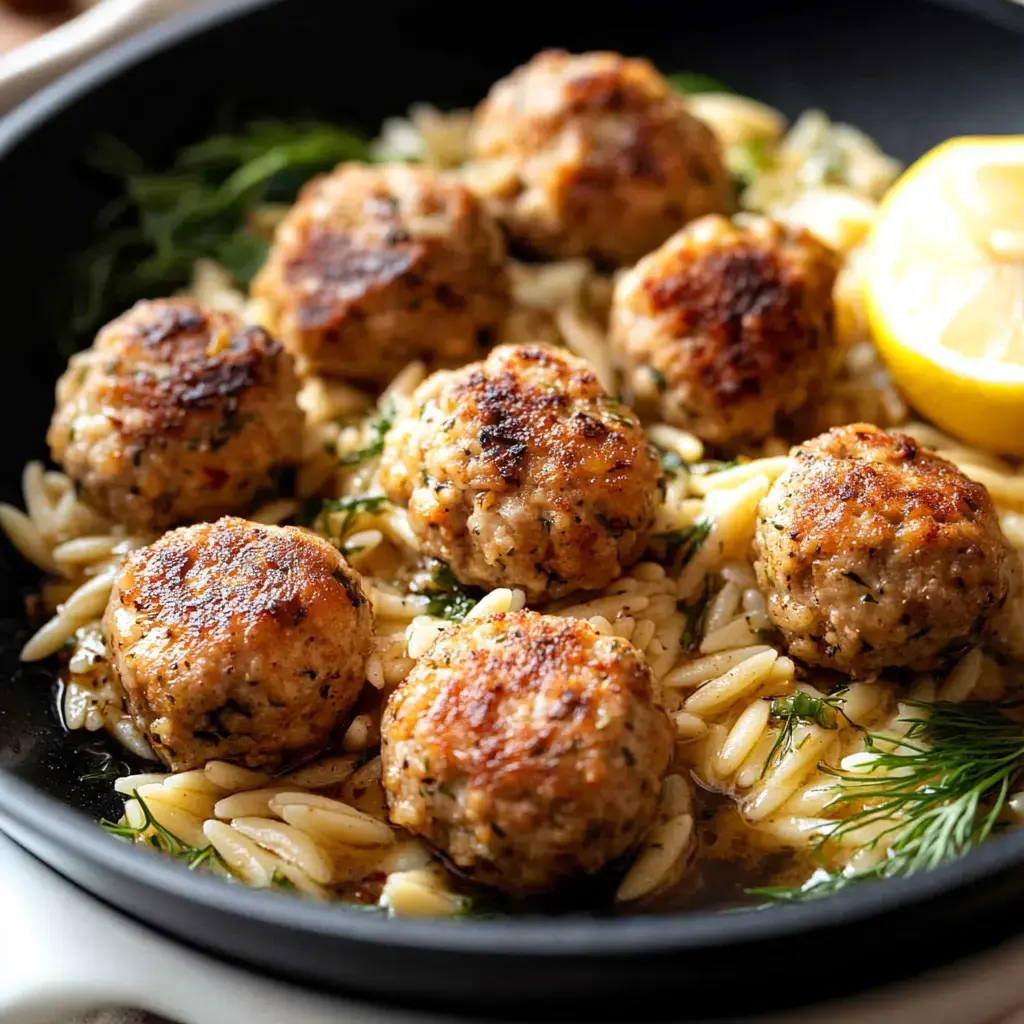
654, 519, 712, 569
411, 563, 481, 622
659, 450, 688, 478
667, 71, 732, 94
841, 570, 869, 587
339, 400, 396, 467
860, 593, 879, 604
601, 406, 635, 428
750, 701, 1024, 902
761, 688, 851, 778
679, 579, 713, 653
649, 366, 667, 391
270, 870, 299, 892
318, 494, 391, 538
81, 766, 125, 784
731, 138, 774, 193
621, 746, 636, 767
65, 119, 374, 350
101, 792, 226, 871
691, 459, 743, 475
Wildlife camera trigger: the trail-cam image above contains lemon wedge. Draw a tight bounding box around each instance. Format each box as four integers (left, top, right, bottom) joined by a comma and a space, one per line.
862, 136, 1024, 454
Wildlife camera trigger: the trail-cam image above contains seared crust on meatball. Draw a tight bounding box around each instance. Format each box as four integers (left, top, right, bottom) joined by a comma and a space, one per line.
754, 424, 1013, 676
251, 163, 510, 385
466, 49, 731, 265
381, 611, 673, 893
104, 517, 374, 771
48, 299, 303, 532
610, 215, 839, 445
379, 344, 661, 602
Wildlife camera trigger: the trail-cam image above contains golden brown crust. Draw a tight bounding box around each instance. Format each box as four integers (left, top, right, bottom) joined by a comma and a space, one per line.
252, 163, 510, 384
381, 611, 673, 892
754, 424, 1013, 675
48, 299, 303, 531
785, 425, 995, 547
379, 344, 662, 601
105, 517, 374, 771
467, 49, 731, 265
610, 215, 839, 445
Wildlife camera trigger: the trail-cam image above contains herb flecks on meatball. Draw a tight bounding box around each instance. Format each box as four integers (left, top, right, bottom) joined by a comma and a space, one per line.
610, 214, 839, 445
104, 517, 375, 771
466, 49, 731, 265
379, 344, 662, 602
48, 299, 303, 532
252, 162, 510, 385
381, 610, 673, 894
754, 424, 1014, 676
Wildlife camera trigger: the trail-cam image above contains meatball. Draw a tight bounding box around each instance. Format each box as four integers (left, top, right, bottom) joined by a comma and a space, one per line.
379, 344, 661, 602
754, 424, 1014, 676
381, 610, 673, 893
48, 299, 303, 532
610, 215, 839, 446
466, 49, 731, 265
251, 162, 510, 385
104, 516, 374, 771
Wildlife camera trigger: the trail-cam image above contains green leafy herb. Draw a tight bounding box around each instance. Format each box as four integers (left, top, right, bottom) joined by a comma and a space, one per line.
412, 563, 482, 622
731, 138, 774, 193
679, 579, 713, 654
69, 118, 373, 347
655, 519, 712, 569
660, 450, 689, 478
270, 870, 299, 892
100, 792, 225, 871
761, 688, 850, 778
339, 400, 396, 467
691, 459, 743, 476
81, 767, 125, 784
750, 701, 1024, 902
667, 71, 732, 95
318, 494, 391, 537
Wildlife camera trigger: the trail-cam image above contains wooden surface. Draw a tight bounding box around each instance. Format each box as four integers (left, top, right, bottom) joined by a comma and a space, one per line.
0, 0, 98, 56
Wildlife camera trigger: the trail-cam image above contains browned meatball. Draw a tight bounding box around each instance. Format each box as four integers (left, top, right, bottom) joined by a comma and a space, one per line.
610, 215, 839, 446
381, 611, 673, 893
48, 299, 303, 532
466, 49, 731, 265
754, 424, 1014, 676
104, 517, 375, 771
378, 344, 661, 602
251, 162, 510, 385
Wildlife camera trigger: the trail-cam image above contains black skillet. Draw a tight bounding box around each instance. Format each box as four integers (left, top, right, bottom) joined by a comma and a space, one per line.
3, 0, 1024, 1019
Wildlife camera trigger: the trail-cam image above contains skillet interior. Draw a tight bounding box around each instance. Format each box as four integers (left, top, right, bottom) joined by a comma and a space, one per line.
4, 0, 1024, 1018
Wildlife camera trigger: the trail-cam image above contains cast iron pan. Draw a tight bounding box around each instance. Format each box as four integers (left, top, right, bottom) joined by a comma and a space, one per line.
3, 0, 1024, 1018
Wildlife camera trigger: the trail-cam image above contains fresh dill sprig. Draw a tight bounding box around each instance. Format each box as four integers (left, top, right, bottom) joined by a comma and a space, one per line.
760, 688, 851, 778
410, 563, 482, 622
750, 701, 1024, 902
339, 400, 395, 467
69, 118, 373, 349
654, 519, 712, 569
679, 578, 713, 654
317, 494, 391, 537
100, 792, 225, 871
81, 767, 126, 784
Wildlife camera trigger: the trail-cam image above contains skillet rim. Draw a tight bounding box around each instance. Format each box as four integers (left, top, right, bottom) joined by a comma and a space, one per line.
2, 0, 1024, 963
